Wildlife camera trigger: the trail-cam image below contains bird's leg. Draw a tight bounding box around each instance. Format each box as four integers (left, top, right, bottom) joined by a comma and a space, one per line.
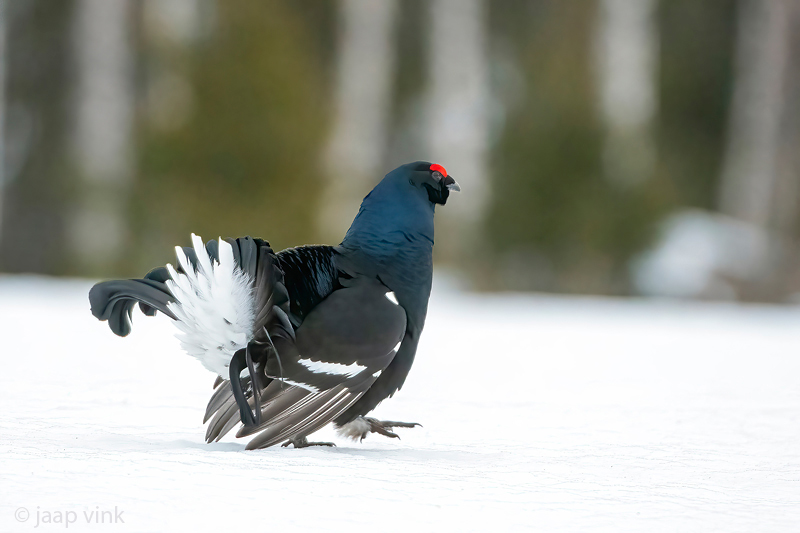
337, 416, 421, 441
281, 436, 336, 448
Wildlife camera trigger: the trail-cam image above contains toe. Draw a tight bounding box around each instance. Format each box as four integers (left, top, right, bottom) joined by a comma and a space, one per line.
383, 421, 422, 429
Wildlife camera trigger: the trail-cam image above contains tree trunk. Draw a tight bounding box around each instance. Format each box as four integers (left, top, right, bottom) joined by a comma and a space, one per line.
0, 1, 7, 246
321, 0, 398, 242
68, 0, 134, 274
425, 0, 489, 261
717, 0, 797, 299
426, 0, 489, 219
594, 0, 658, 186
719, 0, 790, 229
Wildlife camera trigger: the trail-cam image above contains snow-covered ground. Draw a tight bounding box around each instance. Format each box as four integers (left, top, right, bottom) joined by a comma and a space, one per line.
1, 275, 799, 532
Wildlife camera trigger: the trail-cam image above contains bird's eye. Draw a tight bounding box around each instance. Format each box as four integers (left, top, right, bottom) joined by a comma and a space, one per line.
432, 171, 443, 180
409, 178, 414, 186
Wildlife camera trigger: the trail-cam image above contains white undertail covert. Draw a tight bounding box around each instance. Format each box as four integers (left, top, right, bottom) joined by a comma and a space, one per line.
166, 234, 256, 377
336, 417, 371, 441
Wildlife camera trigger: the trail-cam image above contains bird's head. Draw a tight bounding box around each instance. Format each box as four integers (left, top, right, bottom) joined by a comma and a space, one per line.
401, 161, 461, 206
357, 160, 461, 214
342, 161, 460, 251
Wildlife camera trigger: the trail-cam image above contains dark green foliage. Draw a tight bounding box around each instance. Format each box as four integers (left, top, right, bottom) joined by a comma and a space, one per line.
0, 1, 76, 274
480, 1, 735, 294
386, 0, 427, 162
658, 0, 737, 208
129, 1, 332, 275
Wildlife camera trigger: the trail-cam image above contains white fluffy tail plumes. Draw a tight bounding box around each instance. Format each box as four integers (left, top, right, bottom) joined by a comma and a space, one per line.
166, 234, 256, 377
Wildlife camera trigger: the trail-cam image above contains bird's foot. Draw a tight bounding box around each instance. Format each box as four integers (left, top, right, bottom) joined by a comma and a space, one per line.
336, 416, 421, 441
281, 436, 336, 448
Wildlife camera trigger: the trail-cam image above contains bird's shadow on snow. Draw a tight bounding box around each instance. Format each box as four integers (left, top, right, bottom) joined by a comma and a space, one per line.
101, 435, 494, 463
269, 444, 494, 464
152, 440, 458, 460
187, 438, 494, 462
171, 439, 246, 452
98, 435, 247, 453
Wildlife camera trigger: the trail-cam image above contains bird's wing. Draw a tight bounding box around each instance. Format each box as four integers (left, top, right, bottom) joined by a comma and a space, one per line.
204, 276, 406, 449
330, 254, 431, 426
276, 245, 340, 327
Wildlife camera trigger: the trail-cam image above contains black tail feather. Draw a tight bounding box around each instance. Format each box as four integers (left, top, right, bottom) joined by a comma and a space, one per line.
89, 278, 176, 337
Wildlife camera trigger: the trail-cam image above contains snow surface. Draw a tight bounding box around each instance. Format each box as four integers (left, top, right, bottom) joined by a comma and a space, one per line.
1, 275, 799, 532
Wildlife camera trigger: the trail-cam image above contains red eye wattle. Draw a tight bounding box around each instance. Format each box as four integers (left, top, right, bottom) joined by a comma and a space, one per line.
430, 164, 448, 177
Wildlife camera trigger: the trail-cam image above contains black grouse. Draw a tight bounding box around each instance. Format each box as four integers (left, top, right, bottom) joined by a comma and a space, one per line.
89, 161, 459, 449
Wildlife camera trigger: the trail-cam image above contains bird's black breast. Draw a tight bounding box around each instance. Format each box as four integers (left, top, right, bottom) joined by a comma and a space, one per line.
276, 245, 340, 327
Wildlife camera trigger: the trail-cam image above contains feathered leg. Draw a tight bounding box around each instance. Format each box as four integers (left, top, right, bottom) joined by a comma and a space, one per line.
335, 416, 421, 442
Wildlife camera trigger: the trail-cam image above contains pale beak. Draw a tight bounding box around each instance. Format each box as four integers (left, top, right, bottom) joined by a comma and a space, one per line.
443, 176, 461, 192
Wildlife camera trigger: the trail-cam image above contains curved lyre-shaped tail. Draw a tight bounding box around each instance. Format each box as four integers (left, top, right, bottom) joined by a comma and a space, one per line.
89, 234, 292, 377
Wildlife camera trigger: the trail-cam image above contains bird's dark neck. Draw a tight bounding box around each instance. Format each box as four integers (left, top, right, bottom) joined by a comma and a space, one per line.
339, 229, 433, 334
339, 181, 437, 331
341, 180, 436, 251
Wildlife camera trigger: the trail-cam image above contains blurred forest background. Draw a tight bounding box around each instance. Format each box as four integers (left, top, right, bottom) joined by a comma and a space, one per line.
1, 0, 799, 302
